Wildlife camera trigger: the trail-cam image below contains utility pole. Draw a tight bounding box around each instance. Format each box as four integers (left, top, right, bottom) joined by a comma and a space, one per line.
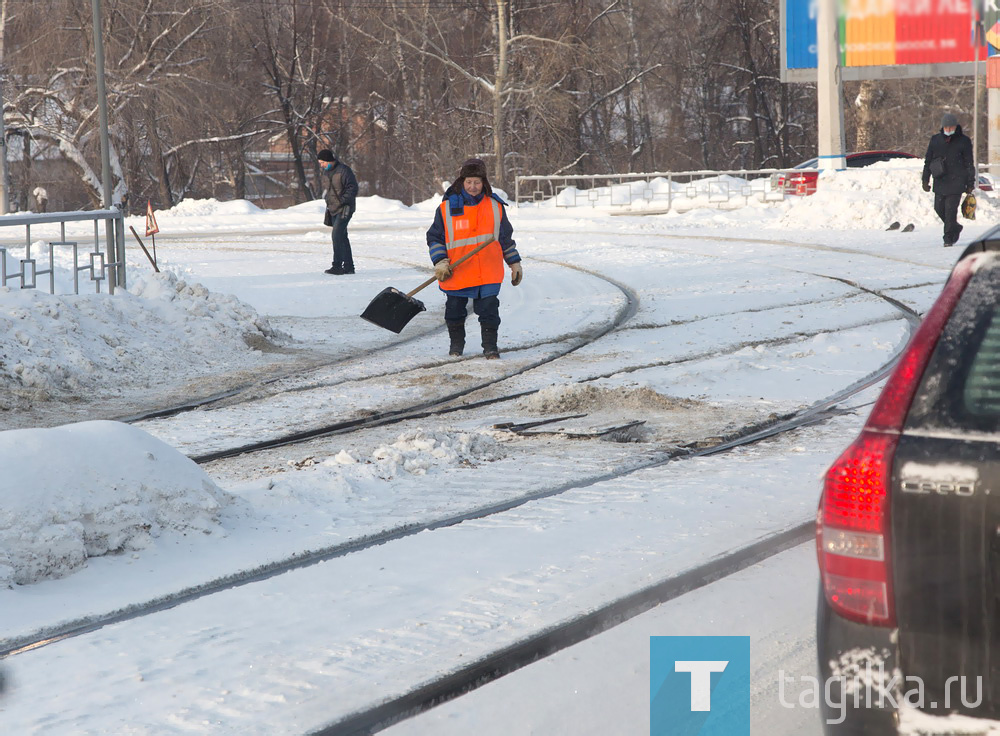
816, 0, 846, 170
91, 0, 117, 289
0, 0, 9, 214
0, 76, 9, 214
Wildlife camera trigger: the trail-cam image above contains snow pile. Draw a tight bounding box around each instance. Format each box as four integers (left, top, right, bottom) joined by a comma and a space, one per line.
778, 161, 1000, 230
0, 270, 283, 401
364, 429, 504, 477
523, 158, 1000, 232
123, 196, 320, 236
349, 194, 409, 213
0, 421, 230, 586
518, 383, 697, 414
159, 198, 263, 218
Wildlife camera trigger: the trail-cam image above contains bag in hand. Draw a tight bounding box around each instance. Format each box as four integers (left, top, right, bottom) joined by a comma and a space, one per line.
962, 193, 977, 220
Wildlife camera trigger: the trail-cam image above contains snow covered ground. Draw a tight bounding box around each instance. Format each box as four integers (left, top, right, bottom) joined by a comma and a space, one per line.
0, 164, 994, 734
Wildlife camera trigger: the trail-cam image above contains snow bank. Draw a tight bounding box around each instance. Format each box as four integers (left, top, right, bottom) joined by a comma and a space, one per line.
156, 198, 263, 218
778, 161, 1000, 230
0, 421, 230, 586
0, 270, 283, 401
522, 158, 999, 233
355, 194, 409, 213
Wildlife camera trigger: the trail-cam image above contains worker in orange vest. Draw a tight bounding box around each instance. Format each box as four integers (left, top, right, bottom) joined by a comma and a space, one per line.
426, 158, 523, 359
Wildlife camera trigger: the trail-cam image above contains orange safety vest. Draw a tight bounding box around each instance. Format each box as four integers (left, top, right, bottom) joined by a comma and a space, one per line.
439, 196, 505, 291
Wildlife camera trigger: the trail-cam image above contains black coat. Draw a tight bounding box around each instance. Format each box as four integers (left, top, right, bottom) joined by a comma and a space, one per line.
324, 161, 358, 215
922, 125, 975, 196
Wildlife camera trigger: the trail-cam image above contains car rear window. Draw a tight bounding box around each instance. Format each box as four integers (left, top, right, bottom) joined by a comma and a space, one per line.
964, 311, 1000, 416
905, 257, 1000, 433
847, 155, 877, 167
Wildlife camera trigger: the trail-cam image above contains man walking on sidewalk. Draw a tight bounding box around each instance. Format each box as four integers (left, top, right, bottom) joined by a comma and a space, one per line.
922, 112, 975, 247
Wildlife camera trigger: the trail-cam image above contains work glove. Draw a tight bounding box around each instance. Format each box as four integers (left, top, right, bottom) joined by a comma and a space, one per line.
967, 184, 975, 194
434, 259, 452, 282
922, 181, 931, 192
510, 262, 523, 286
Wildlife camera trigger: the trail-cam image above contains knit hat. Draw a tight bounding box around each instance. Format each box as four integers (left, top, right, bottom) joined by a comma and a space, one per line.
317, 149, 335, 162
942, 112, 959, 129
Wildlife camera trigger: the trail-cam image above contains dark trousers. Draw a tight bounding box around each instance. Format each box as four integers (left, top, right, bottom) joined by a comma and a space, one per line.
445, 294, 500, 328
934, 193, 963, 244
331, 211, 354, 270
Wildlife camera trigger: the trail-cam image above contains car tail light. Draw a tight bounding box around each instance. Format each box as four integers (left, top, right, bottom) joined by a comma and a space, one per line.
817, 257, 980, 627
818, 431, 897, 624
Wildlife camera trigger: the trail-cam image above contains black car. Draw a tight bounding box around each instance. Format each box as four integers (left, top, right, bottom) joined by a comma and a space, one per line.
816, 227, 1000, 733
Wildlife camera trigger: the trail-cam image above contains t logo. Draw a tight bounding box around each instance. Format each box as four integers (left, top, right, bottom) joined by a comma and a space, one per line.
675, 660, 729, 711
650, 637, 749, 736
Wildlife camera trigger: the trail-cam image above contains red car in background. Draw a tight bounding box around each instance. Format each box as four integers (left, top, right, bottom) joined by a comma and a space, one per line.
773, 150, 995, 195
772, 151, 919, 196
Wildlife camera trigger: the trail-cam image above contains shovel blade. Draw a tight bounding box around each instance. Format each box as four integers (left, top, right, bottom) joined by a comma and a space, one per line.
360, 287, 427, 333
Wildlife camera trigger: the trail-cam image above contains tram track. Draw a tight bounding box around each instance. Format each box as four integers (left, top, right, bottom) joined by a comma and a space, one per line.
0, 270, 922, 663
118, 224, 946, 427
0, 381, 868, 662
120, 256, 636, 430
0, 230, 943, 735
315, 521, 816, 736
307, 316, 924, 735
138, 253, 920, 466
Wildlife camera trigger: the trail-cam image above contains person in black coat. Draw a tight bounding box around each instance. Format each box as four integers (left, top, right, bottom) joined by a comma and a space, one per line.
318, 149, 359, 274
922, 112, 975, 247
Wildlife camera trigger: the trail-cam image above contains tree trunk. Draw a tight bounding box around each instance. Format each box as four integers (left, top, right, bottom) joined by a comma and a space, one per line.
855, 79, 876, 151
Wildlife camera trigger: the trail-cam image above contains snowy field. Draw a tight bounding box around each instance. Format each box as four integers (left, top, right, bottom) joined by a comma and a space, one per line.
0, 163, 995, 734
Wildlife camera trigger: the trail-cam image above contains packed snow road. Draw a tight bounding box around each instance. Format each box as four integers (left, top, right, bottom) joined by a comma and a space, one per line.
0, 183, 990, 735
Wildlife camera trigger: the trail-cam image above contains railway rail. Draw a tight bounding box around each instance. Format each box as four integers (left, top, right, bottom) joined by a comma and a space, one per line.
0, 273, 921, 666
0, 230, 942, 735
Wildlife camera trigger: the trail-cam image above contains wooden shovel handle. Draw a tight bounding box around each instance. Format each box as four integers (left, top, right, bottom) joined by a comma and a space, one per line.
405, 236, 496, 298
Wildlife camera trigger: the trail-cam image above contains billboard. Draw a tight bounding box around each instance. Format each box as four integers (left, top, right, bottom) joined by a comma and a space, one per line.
782, 0, 1000, 82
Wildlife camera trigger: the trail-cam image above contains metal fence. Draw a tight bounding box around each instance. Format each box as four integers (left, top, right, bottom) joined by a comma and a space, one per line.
514, 168, 790, 210
513, 163, 966, 211
0, 209, 126, 295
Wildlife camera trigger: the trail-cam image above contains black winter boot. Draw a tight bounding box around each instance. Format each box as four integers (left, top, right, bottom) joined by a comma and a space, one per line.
481, 326, 499, 359
447, 321, 465, 356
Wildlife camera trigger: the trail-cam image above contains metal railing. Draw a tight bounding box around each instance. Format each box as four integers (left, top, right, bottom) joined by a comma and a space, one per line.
514, 168, 790, 210
514, 163, 950, 211
0, 208, 126, 295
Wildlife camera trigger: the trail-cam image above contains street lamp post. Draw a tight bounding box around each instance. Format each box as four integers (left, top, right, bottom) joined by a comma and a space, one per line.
91, 0, 117, 289
0, 76, 9, 215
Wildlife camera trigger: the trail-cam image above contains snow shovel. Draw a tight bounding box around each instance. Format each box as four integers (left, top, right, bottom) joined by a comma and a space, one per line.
361, 237, 495, 333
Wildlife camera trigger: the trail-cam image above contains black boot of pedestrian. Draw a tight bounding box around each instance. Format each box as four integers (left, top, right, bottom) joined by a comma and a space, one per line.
447, 321, 465, 356
481, 326, 499, 359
